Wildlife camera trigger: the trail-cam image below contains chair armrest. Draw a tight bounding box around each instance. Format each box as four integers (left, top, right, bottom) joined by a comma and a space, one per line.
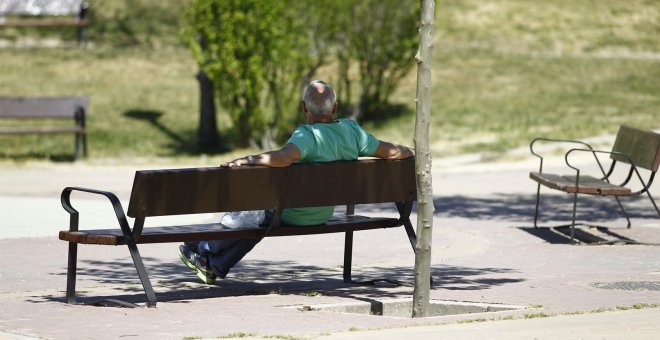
565, 149, 633, 169
60, 187, 133, 237
565, 149, 649, 190
530, 137, 593, 159
529, 138, 594, 173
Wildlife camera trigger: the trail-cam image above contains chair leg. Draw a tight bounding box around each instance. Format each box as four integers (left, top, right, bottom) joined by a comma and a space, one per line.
533, 182, 542, 228
570, 192, 578, 243
646, 191, 660, 216
66, 242, 78, 304
403, 218, 417, 253
612, 196, 631, 228
343, 231, 354, 283
125, 241, 157, 307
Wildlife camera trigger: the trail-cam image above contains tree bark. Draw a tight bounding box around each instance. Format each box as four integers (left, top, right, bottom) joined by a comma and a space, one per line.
196, 36, 220, 150
196, 69, 220, 149
412, 0, 435, 318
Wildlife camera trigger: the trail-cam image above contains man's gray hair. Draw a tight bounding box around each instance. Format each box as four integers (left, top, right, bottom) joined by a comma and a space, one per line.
303, 80, 336, 116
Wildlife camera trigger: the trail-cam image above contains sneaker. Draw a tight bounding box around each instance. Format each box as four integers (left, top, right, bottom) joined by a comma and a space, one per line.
178, 244, 217, 284
183, 241, 199, 252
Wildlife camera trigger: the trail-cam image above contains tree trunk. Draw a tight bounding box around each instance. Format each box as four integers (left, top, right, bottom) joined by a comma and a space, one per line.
412, 0, 435, 318
196, 69, 220, 149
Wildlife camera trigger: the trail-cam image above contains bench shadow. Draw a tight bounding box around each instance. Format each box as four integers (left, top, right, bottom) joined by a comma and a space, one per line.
355, 194, 657, 222
435, 194, 658, 222
436, 194, 658, 244
33, 257, 523, 307
357, 193, 657, 245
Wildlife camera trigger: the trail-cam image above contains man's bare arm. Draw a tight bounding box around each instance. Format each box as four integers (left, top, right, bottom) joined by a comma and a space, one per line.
372, 141, 415, 160
223, 143, 302, 168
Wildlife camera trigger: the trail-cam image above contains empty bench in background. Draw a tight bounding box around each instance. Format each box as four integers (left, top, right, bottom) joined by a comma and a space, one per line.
59, 158, 418, 307
0, 0, 90, 45
0, 96, 88, 160
530, 125, 660, 243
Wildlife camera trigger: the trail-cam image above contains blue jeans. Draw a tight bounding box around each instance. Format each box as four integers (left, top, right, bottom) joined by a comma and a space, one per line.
196, 210, 272, 278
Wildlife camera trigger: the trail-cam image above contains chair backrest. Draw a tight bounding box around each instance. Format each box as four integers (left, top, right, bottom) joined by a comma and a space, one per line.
610, 125, 660, 172
126, 158, 417, 218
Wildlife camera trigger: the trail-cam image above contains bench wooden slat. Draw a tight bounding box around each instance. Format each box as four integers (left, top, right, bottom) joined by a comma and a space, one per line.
530, 172, 598, 194
0, 127, 84, 134
59, 215, 401, 245
562, 175, 631, 196
530, 172, 632, 196
0, 18, 90, 27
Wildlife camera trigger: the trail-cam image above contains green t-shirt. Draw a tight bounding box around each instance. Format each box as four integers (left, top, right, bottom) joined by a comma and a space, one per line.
281, 118, 380, 226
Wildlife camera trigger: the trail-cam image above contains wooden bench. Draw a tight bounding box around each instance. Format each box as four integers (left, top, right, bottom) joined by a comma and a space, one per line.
529, 125, 660, 243
0, 1, 90, 45
59, 158, 418, 307
0, 96, 88, 160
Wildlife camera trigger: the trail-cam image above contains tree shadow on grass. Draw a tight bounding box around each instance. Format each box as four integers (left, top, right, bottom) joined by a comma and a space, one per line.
124, 109, 231, 156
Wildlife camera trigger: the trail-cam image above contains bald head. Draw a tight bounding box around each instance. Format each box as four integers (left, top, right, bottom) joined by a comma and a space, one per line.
302, 80, 337, 116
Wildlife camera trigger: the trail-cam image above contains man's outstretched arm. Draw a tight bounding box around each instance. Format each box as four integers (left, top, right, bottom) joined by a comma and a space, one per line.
372, 141, 415, 160
223, 143, 301, 168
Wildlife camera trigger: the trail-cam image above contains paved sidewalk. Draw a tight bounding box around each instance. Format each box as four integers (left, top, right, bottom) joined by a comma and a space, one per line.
0, 156, 659, 339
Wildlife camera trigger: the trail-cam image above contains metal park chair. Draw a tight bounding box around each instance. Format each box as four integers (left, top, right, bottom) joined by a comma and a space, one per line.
529, 125, 660, 243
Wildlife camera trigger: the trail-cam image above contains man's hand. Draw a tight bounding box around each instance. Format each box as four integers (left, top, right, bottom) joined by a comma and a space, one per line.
372, 141, 415, 160
221, 144, 301, 168
222, 155, 254, 168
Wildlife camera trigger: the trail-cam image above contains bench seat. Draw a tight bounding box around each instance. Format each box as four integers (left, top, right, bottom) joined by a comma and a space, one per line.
529, 172, 632, 196
59, 214, 401, 245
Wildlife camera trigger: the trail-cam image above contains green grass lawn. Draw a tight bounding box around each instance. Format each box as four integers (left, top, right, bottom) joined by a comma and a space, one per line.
0, 0, 658, 163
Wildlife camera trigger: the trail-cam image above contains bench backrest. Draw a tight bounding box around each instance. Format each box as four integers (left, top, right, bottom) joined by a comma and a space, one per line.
611, 125, 660, 172
126, 158, 417, 218
0, 96, 88, 119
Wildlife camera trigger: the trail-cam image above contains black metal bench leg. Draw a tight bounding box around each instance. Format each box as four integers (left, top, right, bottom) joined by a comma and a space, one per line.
613, 196, 631, 228
646, 191, 660, 217
403, 218, 417, 252
66, 242, 78, 304
343, 231, 353, 283
400, 215, 433, 285
74, 133, 83, 161
125, 240, 157, 307
74, 107, 86, 160
570, 192, 578, 243
533, 182, 542, 228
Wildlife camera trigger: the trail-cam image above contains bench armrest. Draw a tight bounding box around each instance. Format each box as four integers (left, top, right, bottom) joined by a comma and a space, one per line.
566, 149, 652, 192
529, 137, 594, 173
61, 187, 133, 238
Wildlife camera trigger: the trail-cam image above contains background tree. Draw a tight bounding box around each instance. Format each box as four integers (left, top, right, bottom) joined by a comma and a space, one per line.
91, 0, 191, 47
182, 0, 314, 148
342, 0, 419, 120
412, 0, 435, 318
183, 0, 419, 149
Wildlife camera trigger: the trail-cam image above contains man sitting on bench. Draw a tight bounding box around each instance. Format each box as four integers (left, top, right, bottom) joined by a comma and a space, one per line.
178, 80, 415, 284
